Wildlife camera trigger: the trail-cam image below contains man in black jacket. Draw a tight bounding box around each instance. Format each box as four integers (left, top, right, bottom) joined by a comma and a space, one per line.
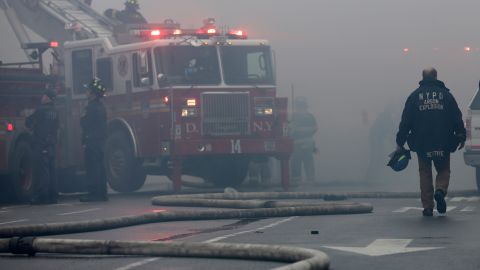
80, 78, 108, 202
396, 68, 466, 216
26, 89, 59, 204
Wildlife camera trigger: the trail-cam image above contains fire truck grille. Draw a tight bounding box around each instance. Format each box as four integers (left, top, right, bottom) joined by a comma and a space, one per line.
201, 92, 250, 136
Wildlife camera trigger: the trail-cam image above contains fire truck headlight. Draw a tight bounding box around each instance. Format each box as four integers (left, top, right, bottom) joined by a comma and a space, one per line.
255, 107, 274, 116
254, 98, 274, 116
181, 108, 198, 117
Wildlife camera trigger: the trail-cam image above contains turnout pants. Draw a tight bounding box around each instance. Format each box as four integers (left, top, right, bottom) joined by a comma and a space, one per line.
31, 146, 57, 201
84, 143, 107, 197
417, 154, 450, 209
291, 150, 315, 182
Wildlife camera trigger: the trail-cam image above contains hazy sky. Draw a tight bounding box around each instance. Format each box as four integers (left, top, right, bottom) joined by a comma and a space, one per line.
1, 1, 479, 188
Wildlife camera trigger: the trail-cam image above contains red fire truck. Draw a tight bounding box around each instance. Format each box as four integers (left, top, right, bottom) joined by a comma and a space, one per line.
0, 0, 292, 200
0, 42, 60, 200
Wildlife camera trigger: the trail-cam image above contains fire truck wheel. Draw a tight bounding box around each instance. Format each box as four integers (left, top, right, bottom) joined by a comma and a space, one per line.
11, 141, 34, 202
207, 157, 249, 188
105, 132, 146, 192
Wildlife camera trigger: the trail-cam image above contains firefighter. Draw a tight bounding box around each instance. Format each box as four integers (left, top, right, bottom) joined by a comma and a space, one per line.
26, 88, 59, 204
104, 0, 147, 24
395, 67, 466, 217
80, 78, 108, 202
290, 96, 318, 183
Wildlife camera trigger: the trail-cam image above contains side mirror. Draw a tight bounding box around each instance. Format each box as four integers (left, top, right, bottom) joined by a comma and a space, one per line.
140, 77, 150, 86
157, 73, 168, 87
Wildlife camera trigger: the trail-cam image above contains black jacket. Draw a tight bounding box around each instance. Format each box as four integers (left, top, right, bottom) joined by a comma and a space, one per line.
396, 79, 466, 159
81, 98, 107, 145
25, 102, 59, 148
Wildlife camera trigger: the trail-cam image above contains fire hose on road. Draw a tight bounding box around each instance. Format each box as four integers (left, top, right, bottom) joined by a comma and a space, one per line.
0, 191, 376, 270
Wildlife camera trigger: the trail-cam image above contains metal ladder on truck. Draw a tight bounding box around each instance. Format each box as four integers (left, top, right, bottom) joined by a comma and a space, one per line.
0, 0, 116, 60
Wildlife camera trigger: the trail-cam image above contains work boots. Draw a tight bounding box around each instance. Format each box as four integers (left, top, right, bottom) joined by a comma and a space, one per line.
422, 208, 433, 217
434, 190, 447, 214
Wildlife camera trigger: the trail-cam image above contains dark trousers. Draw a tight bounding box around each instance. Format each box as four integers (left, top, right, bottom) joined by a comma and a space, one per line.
31, 146, 57, 201
291, 150, 315, 182
417, 154, 450, 209
84, 143, 107, 197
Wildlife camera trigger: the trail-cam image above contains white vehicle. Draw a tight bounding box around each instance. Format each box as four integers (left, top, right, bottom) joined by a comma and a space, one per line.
463, 85, 480, 192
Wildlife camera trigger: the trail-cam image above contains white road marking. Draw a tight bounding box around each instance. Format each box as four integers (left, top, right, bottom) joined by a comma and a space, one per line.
204, 217, 296, 243
460, 206, 476, 212
1, 205, 29, 210
393, 206, 456, 213
57, 208, 101, 216
113, 217, 296, 270
324, 239, 443, 256
114, 258, 159, 270
450, 196, 480, 202
0, 219, 28, 225
0, 211, 8, 214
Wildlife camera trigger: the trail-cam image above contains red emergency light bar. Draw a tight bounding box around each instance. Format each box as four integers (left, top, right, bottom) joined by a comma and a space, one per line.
130, 19, 249, 40
50, 41, 59, 48
227, 29, 247, 39
196, 27, 218, 37
151, 30, 161, 36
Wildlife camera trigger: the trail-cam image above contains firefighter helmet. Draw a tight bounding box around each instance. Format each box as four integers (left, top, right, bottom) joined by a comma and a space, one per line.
387, 148, 411, 172
125, 0, 139, 9
43, 89, 57, 101
85, 78, 106, 98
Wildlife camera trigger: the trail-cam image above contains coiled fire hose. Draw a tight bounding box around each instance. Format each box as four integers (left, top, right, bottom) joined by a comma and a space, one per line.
0, 191, 378, 270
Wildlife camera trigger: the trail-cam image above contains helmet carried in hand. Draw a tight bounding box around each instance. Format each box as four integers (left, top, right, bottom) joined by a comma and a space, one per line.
387, 148, 411, 172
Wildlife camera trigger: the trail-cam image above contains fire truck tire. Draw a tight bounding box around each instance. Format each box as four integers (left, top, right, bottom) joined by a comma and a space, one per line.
10, 141, 34, 202
105, 132, 146, 192
207, 157, 249, 188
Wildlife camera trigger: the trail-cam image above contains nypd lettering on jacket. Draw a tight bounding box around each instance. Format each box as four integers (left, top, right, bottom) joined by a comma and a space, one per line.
418, 91, 444, 111
396, 79, 466, 159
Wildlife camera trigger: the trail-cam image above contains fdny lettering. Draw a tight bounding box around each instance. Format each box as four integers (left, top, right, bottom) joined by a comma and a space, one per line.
186, 123, 198, 133
426, 151, 444, 158
231, 139, 242, 154
419, 91, 444, 111
253, 121, 272, 132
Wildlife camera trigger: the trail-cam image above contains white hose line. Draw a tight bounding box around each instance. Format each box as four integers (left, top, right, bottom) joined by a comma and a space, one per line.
0, 203, 373, 238
0, 238, 330, 270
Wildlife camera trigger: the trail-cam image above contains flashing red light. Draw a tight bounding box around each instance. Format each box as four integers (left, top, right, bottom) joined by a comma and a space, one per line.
464, 46, 471, 52
50, 41, 59, 48
7, 123, 14, 132
207, 28, 216, 34
164, 96, 169, 103
233, 30, 245, 36
228, 29, 247, 39
403, 48, 409, 53
151, 30, 161, 36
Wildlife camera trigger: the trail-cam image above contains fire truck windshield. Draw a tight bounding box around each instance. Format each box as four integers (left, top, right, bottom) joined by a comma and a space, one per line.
154, 46, 221, 85
221, 46, 274, 85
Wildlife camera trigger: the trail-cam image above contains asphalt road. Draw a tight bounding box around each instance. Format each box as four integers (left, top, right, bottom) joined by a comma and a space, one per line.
0, 178, 479, 270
